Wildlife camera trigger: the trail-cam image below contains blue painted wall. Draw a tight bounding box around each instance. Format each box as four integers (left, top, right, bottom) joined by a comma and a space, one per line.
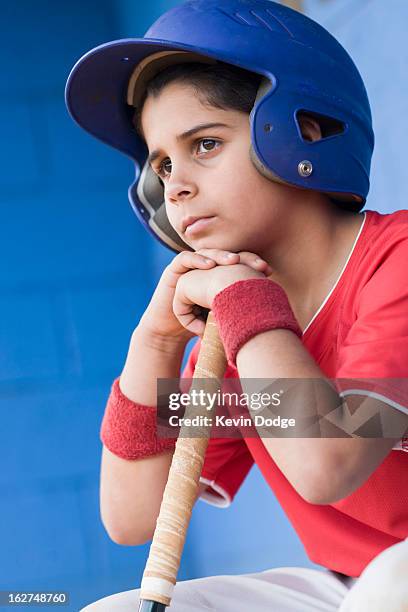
0, 1, 406, 610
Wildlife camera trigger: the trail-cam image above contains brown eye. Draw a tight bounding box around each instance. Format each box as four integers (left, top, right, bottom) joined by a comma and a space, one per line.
157, 159, 172, 177
197, 139, 220, 153
156, 138, 221, 180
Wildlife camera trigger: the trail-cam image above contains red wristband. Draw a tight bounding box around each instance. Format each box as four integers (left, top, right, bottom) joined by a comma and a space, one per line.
212, 278, 302, 366
100, 377, 176, 460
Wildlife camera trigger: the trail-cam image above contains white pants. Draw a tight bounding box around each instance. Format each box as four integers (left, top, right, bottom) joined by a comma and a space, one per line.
81, 567, 356, 611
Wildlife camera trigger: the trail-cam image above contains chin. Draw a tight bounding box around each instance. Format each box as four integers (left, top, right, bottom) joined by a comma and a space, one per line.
191, 238, 236, 251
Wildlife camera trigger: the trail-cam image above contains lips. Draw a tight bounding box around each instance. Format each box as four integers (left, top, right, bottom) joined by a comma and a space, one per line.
182, 215, 214, 233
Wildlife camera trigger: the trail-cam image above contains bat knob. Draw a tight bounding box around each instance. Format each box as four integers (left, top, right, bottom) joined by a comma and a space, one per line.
138, 599, 167, 611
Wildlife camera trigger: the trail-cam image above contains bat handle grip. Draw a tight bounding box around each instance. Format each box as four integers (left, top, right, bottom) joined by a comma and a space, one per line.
138, 311, 227, 609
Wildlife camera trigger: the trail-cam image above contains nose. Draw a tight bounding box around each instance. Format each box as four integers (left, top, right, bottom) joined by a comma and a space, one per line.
164, 164, 198, 204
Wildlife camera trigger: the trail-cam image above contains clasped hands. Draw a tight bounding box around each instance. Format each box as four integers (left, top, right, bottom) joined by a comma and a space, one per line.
173, 248, 273, 337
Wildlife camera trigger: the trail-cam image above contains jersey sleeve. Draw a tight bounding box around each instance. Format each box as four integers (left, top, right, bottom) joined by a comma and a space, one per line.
182, 339, 254, 508
335, 235, 408, 415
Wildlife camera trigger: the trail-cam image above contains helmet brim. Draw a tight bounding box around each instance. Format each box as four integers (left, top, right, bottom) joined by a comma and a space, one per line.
65, 38, 239, 162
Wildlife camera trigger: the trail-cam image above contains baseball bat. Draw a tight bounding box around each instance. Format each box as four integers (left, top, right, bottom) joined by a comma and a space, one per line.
138, 310, 228, 611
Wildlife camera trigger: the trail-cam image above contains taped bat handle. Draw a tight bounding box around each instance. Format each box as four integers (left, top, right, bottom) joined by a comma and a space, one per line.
138, 311, 227, 610
138, 601, 166, 612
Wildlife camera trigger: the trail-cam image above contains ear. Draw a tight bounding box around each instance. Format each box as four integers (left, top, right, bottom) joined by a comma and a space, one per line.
298, 113, 322, 142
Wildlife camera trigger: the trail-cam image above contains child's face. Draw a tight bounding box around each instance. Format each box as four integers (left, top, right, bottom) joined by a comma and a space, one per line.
141, 82, 298, 254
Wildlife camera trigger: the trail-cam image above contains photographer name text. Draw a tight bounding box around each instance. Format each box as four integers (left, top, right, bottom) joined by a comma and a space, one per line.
169, 414, 295, 429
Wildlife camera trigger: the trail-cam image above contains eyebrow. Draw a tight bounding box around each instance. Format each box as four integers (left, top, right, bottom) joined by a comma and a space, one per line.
147, 122, 231, 167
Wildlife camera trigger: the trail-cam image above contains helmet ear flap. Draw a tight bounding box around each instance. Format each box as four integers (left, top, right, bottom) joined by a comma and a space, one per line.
137, 160, 165, 212
250, 75, 290, 185
249, 145, 287, 185
130, 161, 192, 252
250, 75, 365, 210
153, 204, 192, 252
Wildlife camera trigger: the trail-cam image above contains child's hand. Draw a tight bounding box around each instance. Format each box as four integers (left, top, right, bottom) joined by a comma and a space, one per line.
173, 248, 274, 337
140, 249, 273, 343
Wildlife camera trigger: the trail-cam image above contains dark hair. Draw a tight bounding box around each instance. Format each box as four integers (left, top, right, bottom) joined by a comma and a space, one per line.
133, 61, 263, 140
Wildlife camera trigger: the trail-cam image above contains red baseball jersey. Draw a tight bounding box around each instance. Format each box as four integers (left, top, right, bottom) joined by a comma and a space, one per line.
182, 209, 408, 578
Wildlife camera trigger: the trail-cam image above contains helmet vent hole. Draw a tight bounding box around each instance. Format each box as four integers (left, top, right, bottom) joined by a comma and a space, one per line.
296, 110, 346, 143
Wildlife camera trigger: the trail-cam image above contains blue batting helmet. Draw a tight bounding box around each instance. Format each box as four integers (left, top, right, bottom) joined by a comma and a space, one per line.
65, 0, 374, 253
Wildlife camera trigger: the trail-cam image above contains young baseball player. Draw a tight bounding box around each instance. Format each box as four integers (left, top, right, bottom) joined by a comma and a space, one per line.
65, 1, 408, 610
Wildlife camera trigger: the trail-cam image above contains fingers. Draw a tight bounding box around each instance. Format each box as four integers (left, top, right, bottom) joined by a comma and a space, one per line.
174, 310, 206, 338
163, 251, 216, 287
171, 251, 216, 273
234, 251, 274, 275
165, 249, 273, 290
197, 249, 273, 275
172, 282, 207, 338
168, 249, 273, 338
195, 249, 239, 265
165, 250, 238, 286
